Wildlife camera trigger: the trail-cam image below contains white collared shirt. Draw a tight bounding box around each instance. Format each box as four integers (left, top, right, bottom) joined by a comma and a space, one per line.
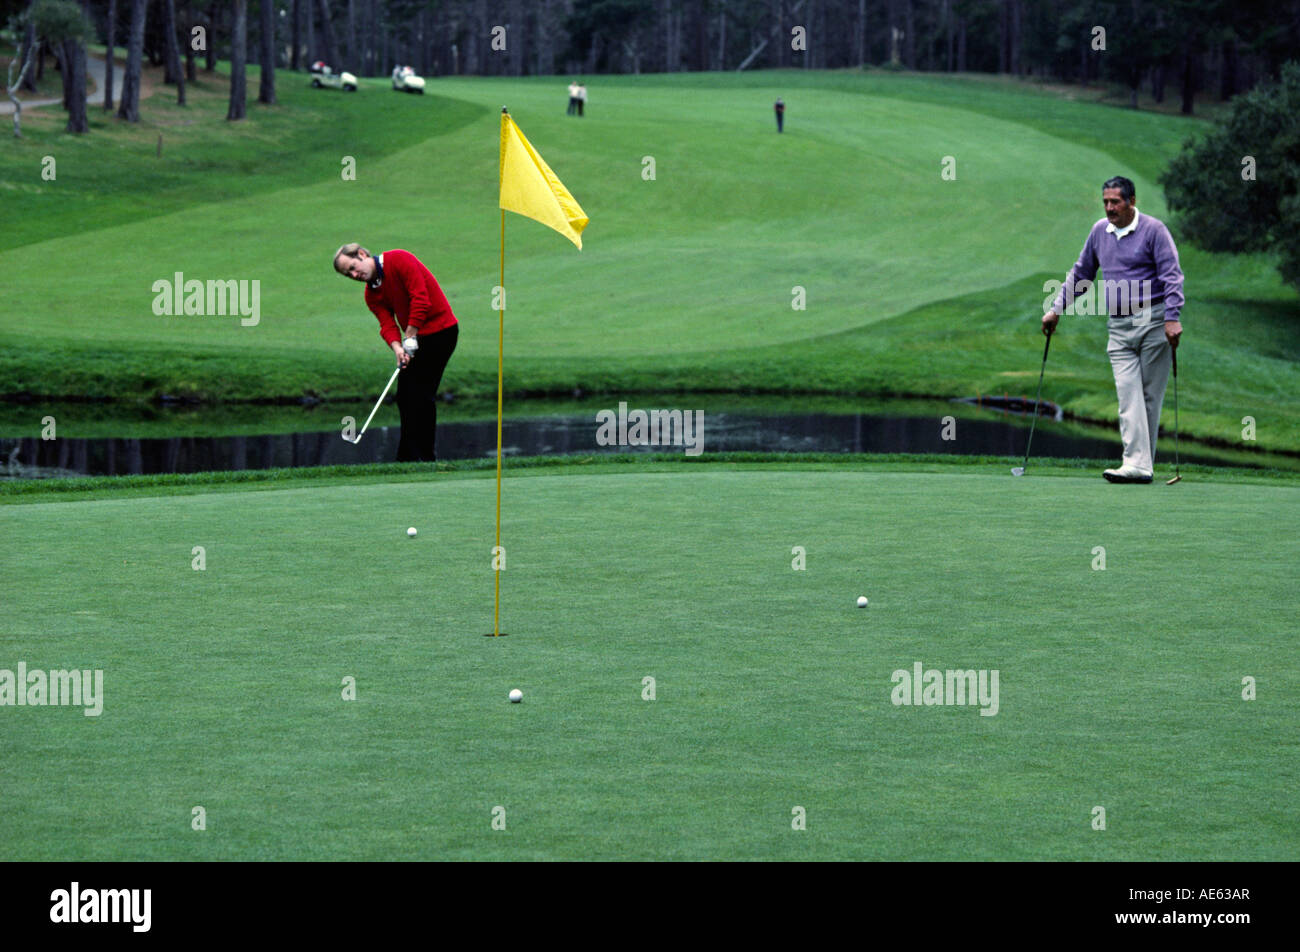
1106, 209, 1140, 240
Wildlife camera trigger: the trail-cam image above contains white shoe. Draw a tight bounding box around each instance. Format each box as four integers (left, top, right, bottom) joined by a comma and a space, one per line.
1103, 464, 1153, 484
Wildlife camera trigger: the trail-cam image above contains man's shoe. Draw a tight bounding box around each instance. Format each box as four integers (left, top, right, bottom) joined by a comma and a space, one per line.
1103, 465, 1154, 484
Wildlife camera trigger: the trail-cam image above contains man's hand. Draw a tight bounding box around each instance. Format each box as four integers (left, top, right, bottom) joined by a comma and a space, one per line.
1042, 311, 1059, 337
391, 341, 411, 368
1164, 319, 1182, 349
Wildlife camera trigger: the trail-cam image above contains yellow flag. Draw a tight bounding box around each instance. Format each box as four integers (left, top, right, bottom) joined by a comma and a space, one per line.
499, 112, 589, 249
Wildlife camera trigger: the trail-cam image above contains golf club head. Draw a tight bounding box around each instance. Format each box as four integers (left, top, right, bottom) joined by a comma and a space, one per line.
1011, 467, 1025, 477
1165, 474, 1182, 485
342, 435, 361, 444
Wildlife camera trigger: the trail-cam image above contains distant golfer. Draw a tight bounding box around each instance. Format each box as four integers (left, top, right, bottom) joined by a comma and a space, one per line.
774, 97, 785, 132
576, 82, 587, 117
1043, 176, 1184, 483
566, 80, 579, 115
333, 244, 458, 462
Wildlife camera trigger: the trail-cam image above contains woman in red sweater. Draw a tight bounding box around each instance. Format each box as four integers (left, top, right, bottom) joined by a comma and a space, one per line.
334, 243, 459, 462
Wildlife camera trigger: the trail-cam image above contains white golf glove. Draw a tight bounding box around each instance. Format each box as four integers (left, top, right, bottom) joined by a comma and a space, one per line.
402, 336, 419, 353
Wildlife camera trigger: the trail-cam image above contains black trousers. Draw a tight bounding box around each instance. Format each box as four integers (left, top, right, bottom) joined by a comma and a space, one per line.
396, 323, 458, 462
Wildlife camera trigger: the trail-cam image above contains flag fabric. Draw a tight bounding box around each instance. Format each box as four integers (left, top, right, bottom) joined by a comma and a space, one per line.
499, 112, 589, 249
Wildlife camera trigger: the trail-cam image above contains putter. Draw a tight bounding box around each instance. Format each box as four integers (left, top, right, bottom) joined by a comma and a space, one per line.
1166, 348, 1181, 484
1011, 332, 1052, 476
344, 366, 401, 445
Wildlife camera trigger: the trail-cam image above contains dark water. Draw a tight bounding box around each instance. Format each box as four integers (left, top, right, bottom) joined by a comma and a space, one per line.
0, 406, 1250, 477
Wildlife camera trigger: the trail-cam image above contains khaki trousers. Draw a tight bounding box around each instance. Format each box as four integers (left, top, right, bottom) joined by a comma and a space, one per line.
1106, 302, 1172, 474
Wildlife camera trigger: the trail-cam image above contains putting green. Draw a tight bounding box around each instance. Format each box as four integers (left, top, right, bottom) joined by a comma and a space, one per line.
3, 464, 1295, 860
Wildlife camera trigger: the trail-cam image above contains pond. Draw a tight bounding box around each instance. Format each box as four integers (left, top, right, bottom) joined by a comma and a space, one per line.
1, 395, 1285, 477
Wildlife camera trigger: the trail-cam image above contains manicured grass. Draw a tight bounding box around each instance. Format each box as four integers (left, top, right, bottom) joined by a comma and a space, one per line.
2, 66, 1295, 456
2, 462, 1295, 859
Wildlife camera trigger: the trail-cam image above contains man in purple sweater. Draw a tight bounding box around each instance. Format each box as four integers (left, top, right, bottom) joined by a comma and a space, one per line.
1043, 176, 1184, 483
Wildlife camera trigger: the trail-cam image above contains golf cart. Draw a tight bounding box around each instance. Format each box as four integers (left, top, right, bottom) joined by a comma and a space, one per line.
391, 65, 426, 94
310, 61, 358, 92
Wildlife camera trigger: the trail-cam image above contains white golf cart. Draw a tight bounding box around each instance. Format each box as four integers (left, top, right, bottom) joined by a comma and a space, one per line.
310, 61, 358, 92
391, 65, 426, 94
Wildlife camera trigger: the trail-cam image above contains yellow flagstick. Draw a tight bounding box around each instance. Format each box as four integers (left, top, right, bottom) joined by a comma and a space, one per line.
490, 105, 588, 637
494, 204, 504, 636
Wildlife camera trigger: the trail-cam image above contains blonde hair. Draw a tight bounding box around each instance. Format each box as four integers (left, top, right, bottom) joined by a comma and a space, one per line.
333, 242, 368, 275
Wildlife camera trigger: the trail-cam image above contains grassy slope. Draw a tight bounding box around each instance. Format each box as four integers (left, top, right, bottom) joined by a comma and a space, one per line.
1, 66, 1295, 453
2, 464, 1296, 860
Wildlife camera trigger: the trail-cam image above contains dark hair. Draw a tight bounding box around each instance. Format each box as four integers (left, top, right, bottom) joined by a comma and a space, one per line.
1102, 176, 1135, 202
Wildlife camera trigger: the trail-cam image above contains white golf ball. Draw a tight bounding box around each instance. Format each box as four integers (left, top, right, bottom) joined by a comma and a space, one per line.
856, 596, 869, 608
406, 527, 417, 537
508, 689, 523, 703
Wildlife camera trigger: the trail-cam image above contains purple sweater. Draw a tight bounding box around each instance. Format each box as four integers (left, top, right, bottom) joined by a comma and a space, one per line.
1052, 213, 1184, 322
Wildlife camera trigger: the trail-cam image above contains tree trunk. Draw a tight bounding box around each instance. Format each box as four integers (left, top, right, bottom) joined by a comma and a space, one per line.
691, 0, 707, 71
511, 0, 524, 76
259, 0, 276, 103
103, 0, 116, 109
904, 0, 915, 69
206, 3, 217, 70
8, 30, 37, 136
957, 16, 966, 72
306, 0, 315, 64
347, 0, 357, 67
63, 38, 88, 133
162, 0, 179, 82
117, 0, 146, 121
228, 0, 247, 120
856, 0, 865, 66
1009, 0, 1021, 75
1152, 62, 1165, 102
418, 5, 429, 75
997, 0, 1008, 73
369, 0, 380, 75
317, 0, 340, 67
291, 0, 300, 69
184, 2, 197, 80
18, 22, 38, 92
1221, 38, 1237, 100
163, 0, 186, 104
56, 37, 70, 110
943, 0, 952, 71
534, 0, 550, 76
719, 0, 728, 69
1180, 47, 1195, 114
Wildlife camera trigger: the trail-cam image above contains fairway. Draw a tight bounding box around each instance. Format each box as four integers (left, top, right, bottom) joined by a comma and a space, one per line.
4, 70, 1297, 455
3, 464, 1296, 861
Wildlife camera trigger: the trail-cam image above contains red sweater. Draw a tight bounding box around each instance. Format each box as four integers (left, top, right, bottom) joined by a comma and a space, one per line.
364, 249, 458, 346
